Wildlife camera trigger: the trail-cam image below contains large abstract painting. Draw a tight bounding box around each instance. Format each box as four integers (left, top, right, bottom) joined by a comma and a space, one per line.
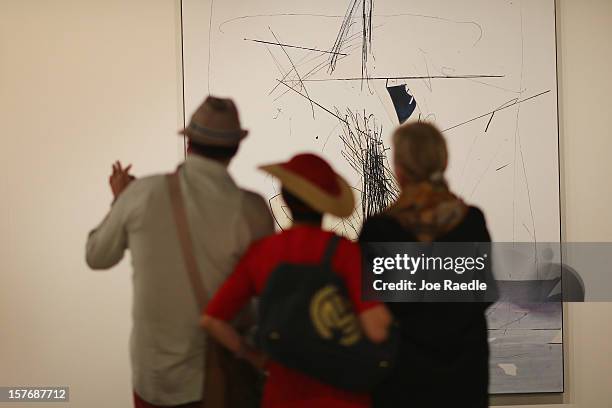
182, 0, 562, 393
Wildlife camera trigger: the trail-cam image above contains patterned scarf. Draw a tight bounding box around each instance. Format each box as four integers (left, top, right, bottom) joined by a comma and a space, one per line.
384, 182, 468, 242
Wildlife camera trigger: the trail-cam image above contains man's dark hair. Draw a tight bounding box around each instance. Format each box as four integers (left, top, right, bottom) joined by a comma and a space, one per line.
187, 139, 239, 161
281, 188, 323, 225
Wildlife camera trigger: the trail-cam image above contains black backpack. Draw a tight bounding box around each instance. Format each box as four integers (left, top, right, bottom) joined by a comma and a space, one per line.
257, 235, 399, 391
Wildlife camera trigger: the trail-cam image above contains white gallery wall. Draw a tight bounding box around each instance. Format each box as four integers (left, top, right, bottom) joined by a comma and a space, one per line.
0, 1, 610, 407
0, 1, 183, 407
503, 0, 612, 406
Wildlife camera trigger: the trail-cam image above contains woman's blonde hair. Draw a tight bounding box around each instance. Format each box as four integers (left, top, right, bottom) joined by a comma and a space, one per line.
393, 122, 448, 189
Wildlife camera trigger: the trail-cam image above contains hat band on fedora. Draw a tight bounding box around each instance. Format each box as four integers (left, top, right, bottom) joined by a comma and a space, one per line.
188, 122, 244, 139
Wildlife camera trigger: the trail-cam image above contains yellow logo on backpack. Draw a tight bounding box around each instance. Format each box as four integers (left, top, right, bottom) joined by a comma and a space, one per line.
310, 285, 362, 346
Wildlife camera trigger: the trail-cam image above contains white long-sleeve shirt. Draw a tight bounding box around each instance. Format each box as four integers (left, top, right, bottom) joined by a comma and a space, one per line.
86, 154, 274, 405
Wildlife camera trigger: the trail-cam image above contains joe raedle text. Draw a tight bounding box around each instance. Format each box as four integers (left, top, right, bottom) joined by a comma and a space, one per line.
372, 279, 488, 292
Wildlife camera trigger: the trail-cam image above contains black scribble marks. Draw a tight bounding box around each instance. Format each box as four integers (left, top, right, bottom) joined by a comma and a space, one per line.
459, 129, 483, 192
459, 96, 520, 193
225, 6, 547, 257
281, 205, 291, 219
513, 3, 537, 267
496, 163, 510, 172
522, 222, 534, 241
497, 311, 529, 330
441, 65, 520, 94
275, 80, 398, 221
498, 353, 529, 359
298, 74, 504, 82
361, 0, 374, 82
244, 38, 347, 56
423, 112, 435, 123
336, 108, 399, 219
219, 12, 483, 46
485, 112, 495, 132
277, 78, 399, 220
269, 27, 370, 101
328, 0, 374, 84
207, 0, 214, 92
419, 49, 433, 92
484, 97, 519, 133
321, 123, 340, 152
328, 205, 363, 237
266, 108, 386, 238
266, 45, 288, 78
219, 13, 344, 34
268, 27, 315, 118
512, 3, 525, 245
499, 98, 520, 110
268, 193, 285, 230
377, 12, 483, 46
328, 1, 361, 74
339, 208, 362, 237
468, 145, 502, 200
276, 79, 348, 125
442, 90, 551, 133
270, 51, 318, 96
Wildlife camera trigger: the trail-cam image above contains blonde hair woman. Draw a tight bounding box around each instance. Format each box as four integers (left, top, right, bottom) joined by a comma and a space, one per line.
359, 122, 492, 408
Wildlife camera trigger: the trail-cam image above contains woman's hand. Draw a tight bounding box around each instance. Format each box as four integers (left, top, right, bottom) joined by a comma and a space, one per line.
202, 314, 269, 371
242, 348, 269, 371
359, 304, 393, 343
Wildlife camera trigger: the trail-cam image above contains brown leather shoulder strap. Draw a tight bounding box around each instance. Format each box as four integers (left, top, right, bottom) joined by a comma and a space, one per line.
166, 172, 209, 310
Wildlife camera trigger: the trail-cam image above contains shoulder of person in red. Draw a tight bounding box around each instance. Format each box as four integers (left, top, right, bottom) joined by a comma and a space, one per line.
245, 226, 356, 286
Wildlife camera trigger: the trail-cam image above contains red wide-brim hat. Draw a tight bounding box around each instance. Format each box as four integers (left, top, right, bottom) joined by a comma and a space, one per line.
259, 153, 355, 218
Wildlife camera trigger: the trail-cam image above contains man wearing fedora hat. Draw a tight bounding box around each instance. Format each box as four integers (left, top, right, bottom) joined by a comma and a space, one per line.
86, 96, 274, 407
202, 153, 392, 408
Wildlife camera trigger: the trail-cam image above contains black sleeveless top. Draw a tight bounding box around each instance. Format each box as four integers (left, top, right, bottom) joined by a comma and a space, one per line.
359, 206, 491, 408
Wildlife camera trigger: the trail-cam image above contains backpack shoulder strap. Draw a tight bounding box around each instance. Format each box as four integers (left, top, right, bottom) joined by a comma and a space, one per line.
321, 235, 342, 268
166, 172, 209, 310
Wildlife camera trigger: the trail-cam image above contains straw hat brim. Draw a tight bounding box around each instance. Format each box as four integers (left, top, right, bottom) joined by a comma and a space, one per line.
260, 163, 355, 218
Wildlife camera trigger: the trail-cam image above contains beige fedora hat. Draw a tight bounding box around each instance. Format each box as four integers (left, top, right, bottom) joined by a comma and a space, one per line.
179, 96, 248, 146
260, 153, 355, 218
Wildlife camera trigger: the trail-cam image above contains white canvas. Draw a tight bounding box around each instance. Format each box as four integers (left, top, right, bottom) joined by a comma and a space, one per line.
182, 0, 562, 394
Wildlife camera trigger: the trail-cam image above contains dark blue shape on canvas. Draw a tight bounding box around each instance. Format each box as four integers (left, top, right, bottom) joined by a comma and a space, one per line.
386, 85, 417, 124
